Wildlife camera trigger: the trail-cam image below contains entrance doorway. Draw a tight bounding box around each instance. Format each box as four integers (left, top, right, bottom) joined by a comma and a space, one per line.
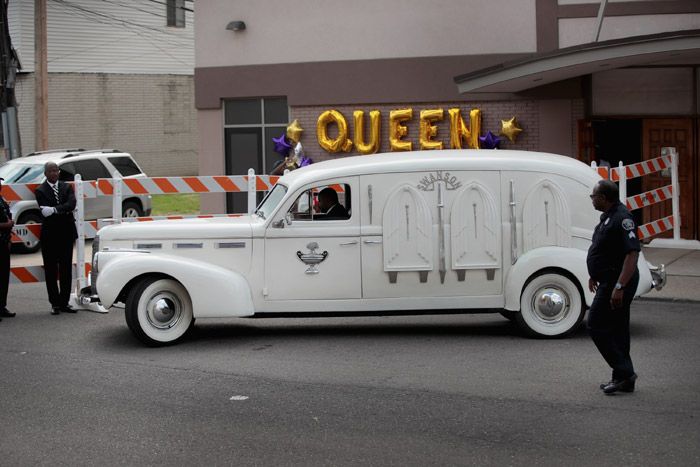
591, 118, 643, 226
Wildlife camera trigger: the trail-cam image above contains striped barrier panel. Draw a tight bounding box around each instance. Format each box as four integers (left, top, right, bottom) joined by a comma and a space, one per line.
596, 154, 672, 181
11, 220, 99, 245
1, 181, 97, 201
96, 175, 280, 196
10, 263, 91, 285
625, 185, 673, 211
637, 215, 674, 240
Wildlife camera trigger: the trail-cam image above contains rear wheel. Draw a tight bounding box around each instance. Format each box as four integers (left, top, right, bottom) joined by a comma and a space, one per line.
125, 276, 193, 346
516, 272, 584, 338
13, 211, 43, 254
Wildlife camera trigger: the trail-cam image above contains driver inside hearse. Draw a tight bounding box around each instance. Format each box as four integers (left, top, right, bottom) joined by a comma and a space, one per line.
290, 185, 350, 221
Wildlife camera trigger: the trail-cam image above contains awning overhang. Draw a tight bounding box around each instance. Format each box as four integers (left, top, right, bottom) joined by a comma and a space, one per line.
455, 30, 700, 94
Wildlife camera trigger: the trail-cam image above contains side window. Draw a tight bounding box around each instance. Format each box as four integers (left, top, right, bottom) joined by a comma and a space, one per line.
289, 184, 351, 221
72, 159, 111, 181
107, 156, 142, 176
58, 162, 76, 181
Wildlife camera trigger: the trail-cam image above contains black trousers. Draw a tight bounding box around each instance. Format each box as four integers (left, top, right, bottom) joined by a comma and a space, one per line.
0, 242, 9, 308
587, 271, 639, 380
41, 236, 74, 308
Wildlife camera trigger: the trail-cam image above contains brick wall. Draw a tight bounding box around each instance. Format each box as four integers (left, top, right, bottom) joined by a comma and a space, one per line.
12, 73, 198, 176
289, 99, 554, 164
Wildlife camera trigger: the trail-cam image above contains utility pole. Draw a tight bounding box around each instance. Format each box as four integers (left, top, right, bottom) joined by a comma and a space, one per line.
0, 0, 22, 159
35, 0, 48, 151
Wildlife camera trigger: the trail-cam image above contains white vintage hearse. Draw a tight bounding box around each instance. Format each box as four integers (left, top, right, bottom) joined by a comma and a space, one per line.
89, 150, 665, 346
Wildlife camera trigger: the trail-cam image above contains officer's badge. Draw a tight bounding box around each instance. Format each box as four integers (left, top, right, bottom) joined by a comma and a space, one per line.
622, 219, 635, 231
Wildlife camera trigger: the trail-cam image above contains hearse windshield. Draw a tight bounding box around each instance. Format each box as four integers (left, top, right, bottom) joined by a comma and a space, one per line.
255, 184, 287, 219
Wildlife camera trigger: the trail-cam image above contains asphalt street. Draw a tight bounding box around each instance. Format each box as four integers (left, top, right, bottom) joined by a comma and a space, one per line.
1, 282, 699, 466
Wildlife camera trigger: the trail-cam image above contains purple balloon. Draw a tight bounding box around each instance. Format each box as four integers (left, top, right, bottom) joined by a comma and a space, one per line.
272, 133, 291, 155
479, 131, 501, 150
298, 155, 313, 167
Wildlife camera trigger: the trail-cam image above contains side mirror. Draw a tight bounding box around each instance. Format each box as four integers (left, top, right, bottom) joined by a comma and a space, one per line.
285, 211, 293, 225
272, 219, 285, 229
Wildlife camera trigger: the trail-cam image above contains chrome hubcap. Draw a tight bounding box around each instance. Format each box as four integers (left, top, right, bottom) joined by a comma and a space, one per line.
532, 287, 569, 323
124, 208, 139, 217
145, 292, 182, 329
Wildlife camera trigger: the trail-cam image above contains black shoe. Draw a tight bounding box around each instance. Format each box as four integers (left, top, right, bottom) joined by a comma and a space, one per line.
0, 308, 14, 317
603, 374, 637, 394
61, 305, 77, 313
600, 380, 614, 390
51, 307, 61, 315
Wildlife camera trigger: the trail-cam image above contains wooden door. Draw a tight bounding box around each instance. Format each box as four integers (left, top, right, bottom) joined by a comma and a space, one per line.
642, 119, 696, 240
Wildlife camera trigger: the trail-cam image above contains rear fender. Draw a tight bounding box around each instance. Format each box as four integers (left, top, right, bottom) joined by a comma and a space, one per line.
96, 253, 254, 317
504, 247, 591, 310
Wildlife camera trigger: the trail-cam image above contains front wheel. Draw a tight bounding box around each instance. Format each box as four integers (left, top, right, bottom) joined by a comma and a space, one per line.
516, 272, 584, 338
125, 276, 194, 346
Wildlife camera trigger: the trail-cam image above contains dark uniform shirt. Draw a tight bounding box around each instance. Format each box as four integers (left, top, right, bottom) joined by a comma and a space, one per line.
587, 201, 641, 282
0, 197, 11, 244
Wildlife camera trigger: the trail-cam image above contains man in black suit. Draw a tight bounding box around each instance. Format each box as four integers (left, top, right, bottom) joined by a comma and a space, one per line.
35, 162, 77, 315
317, 187, 349, 220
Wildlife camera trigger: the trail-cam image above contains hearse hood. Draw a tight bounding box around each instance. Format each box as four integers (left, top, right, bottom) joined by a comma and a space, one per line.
97, 216, 255, 241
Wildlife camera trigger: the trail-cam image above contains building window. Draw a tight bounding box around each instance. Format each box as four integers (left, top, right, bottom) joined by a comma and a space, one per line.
166, 0, 185, 28
223, 97, 289, 212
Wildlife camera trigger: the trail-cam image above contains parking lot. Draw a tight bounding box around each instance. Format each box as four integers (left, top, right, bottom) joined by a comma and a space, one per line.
1, 283, 698, 466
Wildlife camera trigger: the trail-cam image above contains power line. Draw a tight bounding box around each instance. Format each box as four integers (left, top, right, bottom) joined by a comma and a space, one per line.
145, 0, 193, 13
49, 0, 190, 38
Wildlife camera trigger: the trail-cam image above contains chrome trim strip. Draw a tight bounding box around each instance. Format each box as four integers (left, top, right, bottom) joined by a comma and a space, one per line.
216, 242, 246, 248
174, 243, 204, 249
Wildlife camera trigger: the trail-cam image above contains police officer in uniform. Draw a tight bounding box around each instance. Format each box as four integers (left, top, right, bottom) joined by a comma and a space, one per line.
587, 179, 640, 395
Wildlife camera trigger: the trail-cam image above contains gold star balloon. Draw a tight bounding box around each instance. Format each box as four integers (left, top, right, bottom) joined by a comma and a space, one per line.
499, 116, 523, 142
286, 119, 304, 144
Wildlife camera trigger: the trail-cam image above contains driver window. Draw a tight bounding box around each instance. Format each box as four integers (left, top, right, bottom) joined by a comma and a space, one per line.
288, 184, 351, 221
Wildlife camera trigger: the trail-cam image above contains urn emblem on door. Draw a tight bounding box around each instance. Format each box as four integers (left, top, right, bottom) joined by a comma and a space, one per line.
297, 242, 328, 274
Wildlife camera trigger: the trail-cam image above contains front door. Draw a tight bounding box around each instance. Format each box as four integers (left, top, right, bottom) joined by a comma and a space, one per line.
642, 118, 696, 240
264, 178, 361, 300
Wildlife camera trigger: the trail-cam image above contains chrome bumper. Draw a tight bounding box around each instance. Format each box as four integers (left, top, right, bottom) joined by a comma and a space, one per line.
649, 263, 666, 291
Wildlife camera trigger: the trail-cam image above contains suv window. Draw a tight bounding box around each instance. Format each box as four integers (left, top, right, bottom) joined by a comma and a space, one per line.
71, 159, 111, 181
108, 156, 142, 176
58, 162, 76, 181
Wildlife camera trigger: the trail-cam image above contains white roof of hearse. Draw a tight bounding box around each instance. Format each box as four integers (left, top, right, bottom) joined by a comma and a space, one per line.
279, 149, 601, 188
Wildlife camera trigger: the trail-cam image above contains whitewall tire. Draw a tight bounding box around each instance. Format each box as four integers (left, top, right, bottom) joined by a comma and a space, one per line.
125, 277, 194, 346
516, 272, 584, 338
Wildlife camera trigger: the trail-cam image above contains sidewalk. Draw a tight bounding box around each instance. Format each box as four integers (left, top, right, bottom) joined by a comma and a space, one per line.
641, 246, 700, 302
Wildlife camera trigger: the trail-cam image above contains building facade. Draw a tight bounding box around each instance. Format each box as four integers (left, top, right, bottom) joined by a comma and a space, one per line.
195, 0, 700, 240
7, 0, 197, 176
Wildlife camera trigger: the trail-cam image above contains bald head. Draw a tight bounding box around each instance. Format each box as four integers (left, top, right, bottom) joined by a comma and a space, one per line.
44, 162, 60, 183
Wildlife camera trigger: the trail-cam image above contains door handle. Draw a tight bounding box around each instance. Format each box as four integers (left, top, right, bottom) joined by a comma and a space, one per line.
339, 241, 358, 246
363, 240, 382, 244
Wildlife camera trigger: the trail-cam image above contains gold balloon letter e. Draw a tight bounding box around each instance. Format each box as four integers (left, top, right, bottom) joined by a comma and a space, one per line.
389, 108, 413, 152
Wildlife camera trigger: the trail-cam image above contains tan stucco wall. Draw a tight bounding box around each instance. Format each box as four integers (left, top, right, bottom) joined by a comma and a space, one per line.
195, 0, 537, 68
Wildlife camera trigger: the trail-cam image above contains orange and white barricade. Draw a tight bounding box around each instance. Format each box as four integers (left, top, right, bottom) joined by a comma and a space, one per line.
3, 168, 281, 312
592, 147, 698, 248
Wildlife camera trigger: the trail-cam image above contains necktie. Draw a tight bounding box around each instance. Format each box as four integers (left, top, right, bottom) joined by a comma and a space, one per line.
52, 183, 60, 204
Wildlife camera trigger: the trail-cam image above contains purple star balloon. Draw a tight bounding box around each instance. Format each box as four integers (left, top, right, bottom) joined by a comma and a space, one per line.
479, 131, 501, 149
272, 133, 291, 155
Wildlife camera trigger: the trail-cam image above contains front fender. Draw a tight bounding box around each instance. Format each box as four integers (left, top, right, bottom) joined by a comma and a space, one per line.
504, 247, 592, 311
95, 253, 255, 318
